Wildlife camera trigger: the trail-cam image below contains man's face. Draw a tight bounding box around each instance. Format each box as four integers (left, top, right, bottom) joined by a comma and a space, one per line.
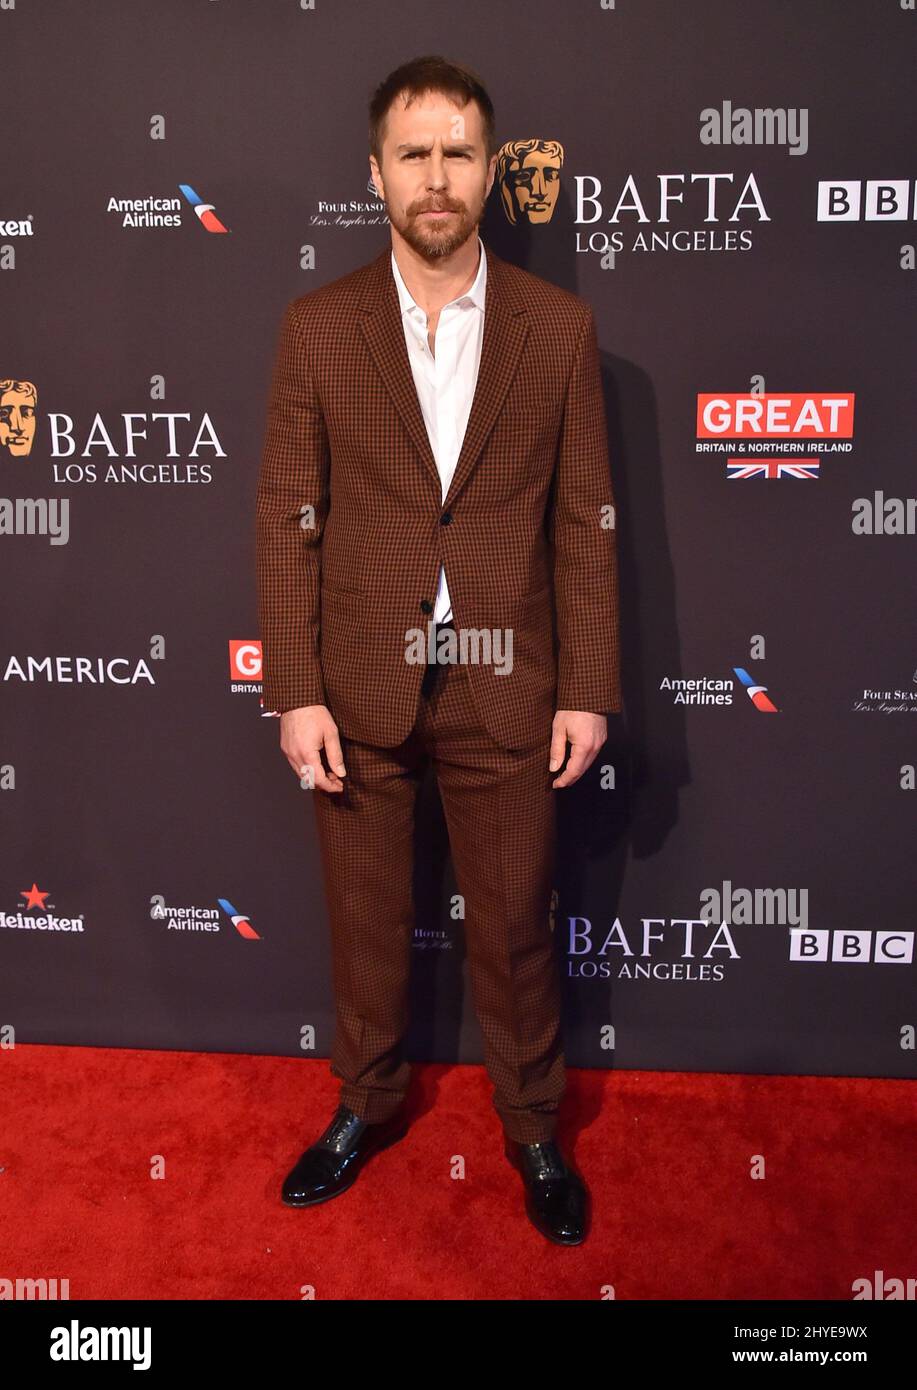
370, 89, 496, 260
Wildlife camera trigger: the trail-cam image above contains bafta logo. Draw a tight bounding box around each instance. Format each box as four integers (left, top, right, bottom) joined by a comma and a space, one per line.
497, 139, 564, 225
0, 378, 37, 458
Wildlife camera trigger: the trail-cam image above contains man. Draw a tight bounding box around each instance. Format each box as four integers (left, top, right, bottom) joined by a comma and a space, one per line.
255, 55, 621, 1246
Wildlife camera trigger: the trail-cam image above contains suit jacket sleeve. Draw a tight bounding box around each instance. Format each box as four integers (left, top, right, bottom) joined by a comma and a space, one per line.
255, 300, 330, 713
550, 306, 622, 715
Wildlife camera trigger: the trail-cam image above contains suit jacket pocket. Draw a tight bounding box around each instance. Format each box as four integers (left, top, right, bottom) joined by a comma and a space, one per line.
321, 583, 367, 614
500, 391, 564, 420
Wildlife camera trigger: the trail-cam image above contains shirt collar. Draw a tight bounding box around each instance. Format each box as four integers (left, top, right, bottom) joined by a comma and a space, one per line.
391, 234, 487, 317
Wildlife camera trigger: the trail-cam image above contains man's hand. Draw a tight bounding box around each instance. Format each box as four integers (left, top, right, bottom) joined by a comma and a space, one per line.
279, 705, 347, 793
549, 710, 607, 789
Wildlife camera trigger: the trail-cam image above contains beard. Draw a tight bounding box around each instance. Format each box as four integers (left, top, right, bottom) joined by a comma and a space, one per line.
385, 188, 484, 261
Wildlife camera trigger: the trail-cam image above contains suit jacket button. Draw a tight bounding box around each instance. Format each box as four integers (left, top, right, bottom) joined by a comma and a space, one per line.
440, 512, 453, 526
420, 599, 434, 613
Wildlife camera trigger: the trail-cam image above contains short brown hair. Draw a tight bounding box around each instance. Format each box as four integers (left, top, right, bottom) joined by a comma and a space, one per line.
369, 55, 497, 169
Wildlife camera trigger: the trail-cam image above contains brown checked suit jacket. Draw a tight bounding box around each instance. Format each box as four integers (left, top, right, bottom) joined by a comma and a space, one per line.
255, 240, 621, 752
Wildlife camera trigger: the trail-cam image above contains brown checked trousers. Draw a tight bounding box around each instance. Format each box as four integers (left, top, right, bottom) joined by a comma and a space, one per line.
313, 622, 561, 1143
255, 241, 621, 1144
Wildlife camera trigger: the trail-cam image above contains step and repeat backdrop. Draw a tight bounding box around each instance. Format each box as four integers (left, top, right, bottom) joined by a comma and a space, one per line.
3, 1, 915, 1082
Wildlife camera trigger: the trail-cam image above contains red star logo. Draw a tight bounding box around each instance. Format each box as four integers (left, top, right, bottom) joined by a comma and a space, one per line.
20, 882, 50, 910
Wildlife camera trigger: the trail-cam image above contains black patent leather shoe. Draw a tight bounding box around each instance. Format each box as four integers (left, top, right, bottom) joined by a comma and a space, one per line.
504, 1136, 589, 1245
281, 1104, 409, 1207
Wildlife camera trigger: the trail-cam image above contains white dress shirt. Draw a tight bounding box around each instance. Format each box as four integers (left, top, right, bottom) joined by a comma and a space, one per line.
390, 234, 487, 624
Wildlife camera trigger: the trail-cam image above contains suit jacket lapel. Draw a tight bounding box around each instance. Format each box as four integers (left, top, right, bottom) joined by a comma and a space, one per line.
358, 240, 529, 509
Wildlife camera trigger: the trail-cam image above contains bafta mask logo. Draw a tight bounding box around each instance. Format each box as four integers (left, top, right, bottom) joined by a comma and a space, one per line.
497, 139, 564, 225
0, 378, 37, 459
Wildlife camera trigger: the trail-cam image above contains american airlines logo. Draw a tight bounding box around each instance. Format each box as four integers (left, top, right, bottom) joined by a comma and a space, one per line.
149, 895, 261, 940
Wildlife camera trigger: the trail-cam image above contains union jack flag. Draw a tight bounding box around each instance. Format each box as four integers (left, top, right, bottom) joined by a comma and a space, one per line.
727, 459, 820, 480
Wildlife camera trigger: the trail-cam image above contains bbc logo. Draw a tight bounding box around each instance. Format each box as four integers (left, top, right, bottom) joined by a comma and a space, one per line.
817, 180, 916, 221
789, 930, 914, 963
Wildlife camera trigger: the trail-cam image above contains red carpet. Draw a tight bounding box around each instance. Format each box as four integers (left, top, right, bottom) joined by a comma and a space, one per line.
1, 1044, 912, 1300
